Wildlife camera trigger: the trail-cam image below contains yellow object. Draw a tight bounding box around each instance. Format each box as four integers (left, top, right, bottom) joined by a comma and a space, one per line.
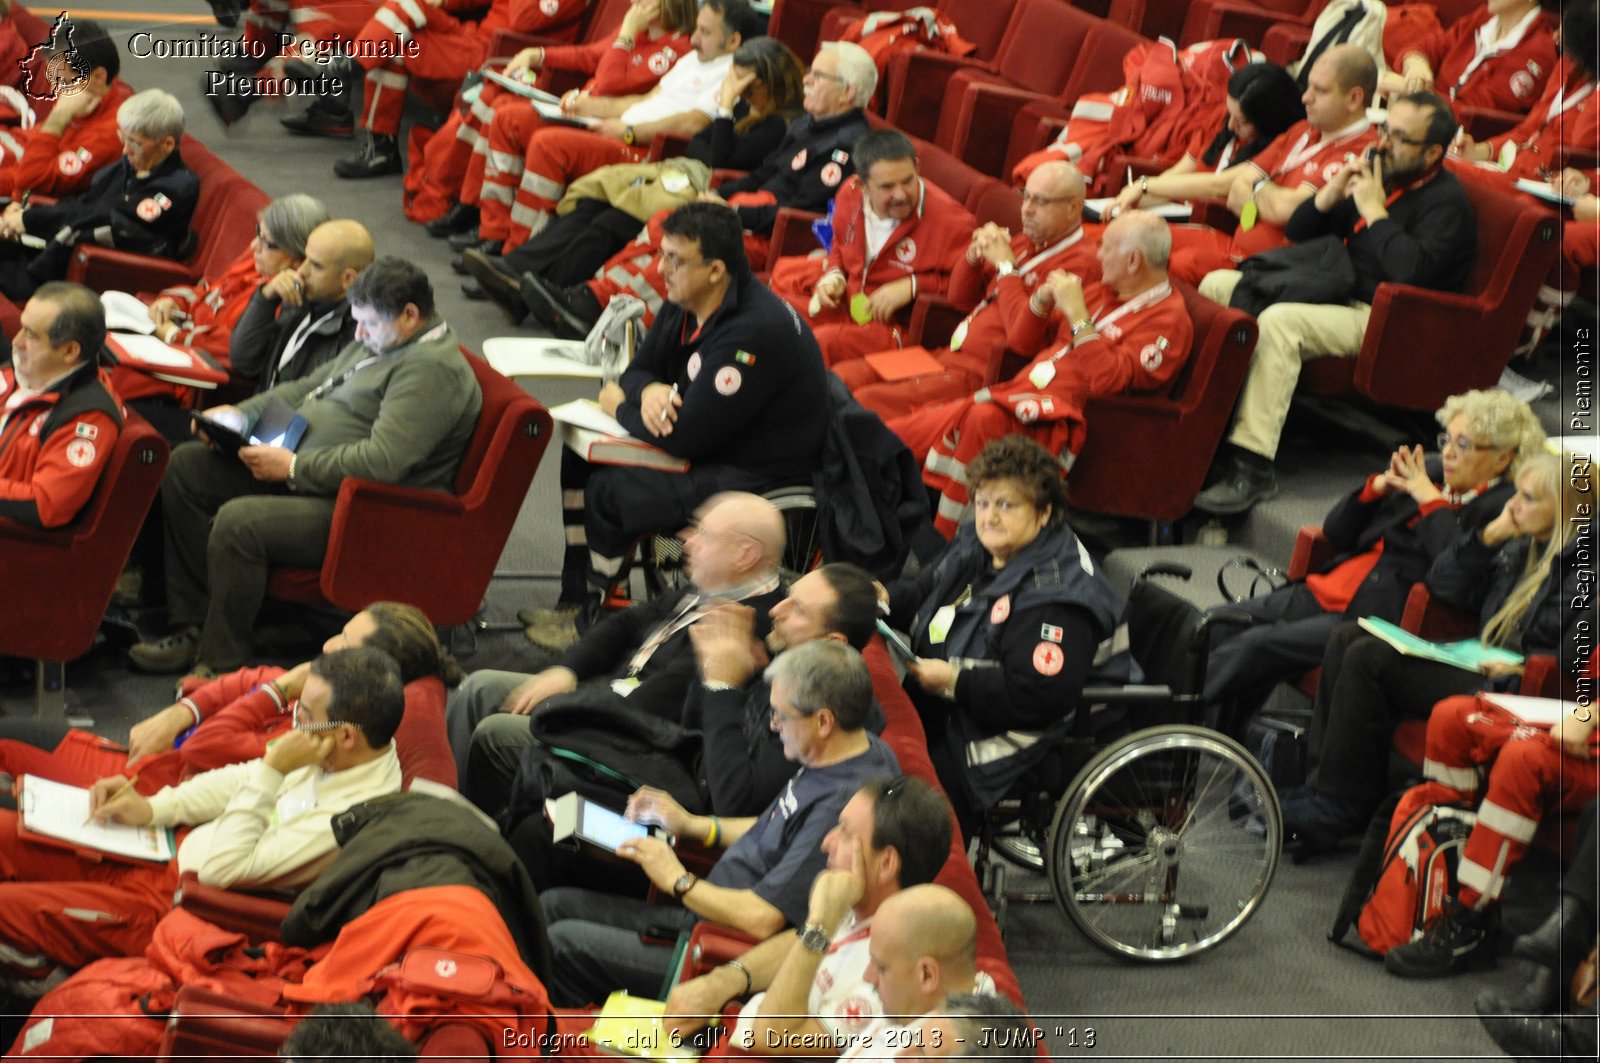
849, 292, 873, 325
585, 991, 703, 1061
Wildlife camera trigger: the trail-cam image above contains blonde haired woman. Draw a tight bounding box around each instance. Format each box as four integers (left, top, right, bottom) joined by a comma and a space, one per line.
1283, 450, 1591, 861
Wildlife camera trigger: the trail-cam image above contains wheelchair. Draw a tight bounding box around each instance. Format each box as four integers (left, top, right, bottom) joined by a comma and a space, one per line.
975, 563, 1281, 962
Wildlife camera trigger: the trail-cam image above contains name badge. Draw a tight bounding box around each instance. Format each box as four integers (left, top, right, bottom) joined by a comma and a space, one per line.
926, 604, 956, 645
610, 677, 641, 697
1028, 360, 1056, 389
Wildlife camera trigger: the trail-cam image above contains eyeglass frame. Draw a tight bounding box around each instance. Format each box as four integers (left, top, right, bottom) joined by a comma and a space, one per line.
1017, 189, 1074, 208
1437, 432, 1505, 454
292, 701, 358, 735
657, 247, 711, 272
254, 224, 281, 252
804, 66, 849, 86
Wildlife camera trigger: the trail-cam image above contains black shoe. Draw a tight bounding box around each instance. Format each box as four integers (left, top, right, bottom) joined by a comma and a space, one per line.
284, 54, 361, 91
280, 100, 355, 139
1478, 1012, 1596, 1060
449, 227, 486, 251
1194, 455, 1277, 516
426, 203, 480, 238
1384, 897, 1499, 978
207, 0, 242, 28
521, 273, 601, 339
462, 250, 529, 322
1279, 786, 1368, 859
334, 131, 402, 179
1512, 893, 1591, 972
460, 279, 490, 301
1473, 962, 1558, 1016
203, 73, 254, 128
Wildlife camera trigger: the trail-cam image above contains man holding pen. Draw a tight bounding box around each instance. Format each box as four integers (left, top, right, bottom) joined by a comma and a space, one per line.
0, 647, 404, 996
530, 201, 828, 650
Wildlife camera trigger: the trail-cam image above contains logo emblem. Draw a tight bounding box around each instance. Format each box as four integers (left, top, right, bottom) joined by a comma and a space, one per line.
1139, 343, 1163, 371
20, 14, 92, 102
57, 151, 83, 176
1032, 642, 1064, 676
1013, 397, 1039, 424
1510, 71, 1536, 100
714, 366, 742, 395
790, 148, 807, 171
433, 958, 458, 978
894, 238, 916, 263
990, 595, 1010, 625
648, 52, 672, 76
540, 0, 561, 15
136, 198, 163, 223
686, 351, 702, 379
65, 439, 96, 467
820, 161, 843, 187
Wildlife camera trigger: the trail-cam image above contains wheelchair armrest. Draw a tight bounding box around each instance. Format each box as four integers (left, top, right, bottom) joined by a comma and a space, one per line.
1136, 561, 1193, 582
1081, 684, 1175, 705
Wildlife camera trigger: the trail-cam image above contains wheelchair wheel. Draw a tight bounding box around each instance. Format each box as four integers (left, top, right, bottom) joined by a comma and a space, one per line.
1046, 724, 1280, 962
764, 486, 822, 584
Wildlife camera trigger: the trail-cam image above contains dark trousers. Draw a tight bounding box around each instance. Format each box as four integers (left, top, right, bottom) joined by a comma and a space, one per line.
162, 441, 335, 668
1202, 582, 1340, 715
504, 200, 641, 288
1306, 621, 1484, 809
557, 449, 767, 602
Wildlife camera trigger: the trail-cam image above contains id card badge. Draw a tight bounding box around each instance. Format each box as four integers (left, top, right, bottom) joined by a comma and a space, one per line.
659, 169, 690, 195
1028, 360, 1056, 389
1237, 199, 1258, 231
849, 292, 874, 325
926, 604, 956, 645
950, 317, 971, 352
276, 775, 318, 821
1497, 141, 1517, 171
610, 676, 641, 697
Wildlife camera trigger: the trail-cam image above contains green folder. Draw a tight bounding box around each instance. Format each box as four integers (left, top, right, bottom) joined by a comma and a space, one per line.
1356, 616, 1524, 673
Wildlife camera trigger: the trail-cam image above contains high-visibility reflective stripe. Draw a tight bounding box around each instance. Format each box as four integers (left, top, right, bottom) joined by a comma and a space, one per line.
519, 169, 565, 202
1476, 799, 1538, 842
936, 493, 967, 524
1422, 758, 1479, 792
590, 550, 624, 576
1457, 857, 1502, 898
509, 201, 551, 237
393, 0, 429, 28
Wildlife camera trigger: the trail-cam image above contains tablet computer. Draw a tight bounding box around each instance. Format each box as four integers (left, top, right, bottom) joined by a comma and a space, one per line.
546, 792, 655, 853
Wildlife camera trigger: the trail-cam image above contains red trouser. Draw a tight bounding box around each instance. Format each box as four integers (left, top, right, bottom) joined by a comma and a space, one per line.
585, 204, 774, 323
832, 356, 980, 422
354, 2, 490, 137
489, 126, 645, 247
0, 730, 184, 792
1421, 695, 1600, 906
459, 83, 529, 211
244, 0, 376, 55
766, 255, 907, 364
0, 809, 180, 975
475, 100, 553, 242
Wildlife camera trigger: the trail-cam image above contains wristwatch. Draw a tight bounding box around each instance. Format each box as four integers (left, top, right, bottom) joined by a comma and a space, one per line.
622, 125, 637, 146
673, 872, 698, 900
1070, 318, 1092, 338
799, 923, 831, 954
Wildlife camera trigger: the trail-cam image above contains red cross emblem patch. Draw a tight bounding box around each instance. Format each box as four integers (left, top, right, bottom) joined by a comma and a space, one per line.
1033, 641, 1063, 676
714, 366, 742, 395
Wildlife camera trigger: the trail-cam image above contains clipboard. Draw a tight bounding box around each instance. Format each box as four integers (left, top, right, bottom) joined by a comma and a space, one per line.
17, 775, 176, 864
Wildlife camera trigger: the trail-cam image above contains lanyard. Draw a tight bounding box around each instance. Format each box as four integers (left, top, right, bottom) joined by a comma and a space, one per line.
278, 305, 343, 372
1276, 121, 1368, 177
1545, 79, 1595, 125
1451, 7, 1542, 97
954, 229, 1086, 342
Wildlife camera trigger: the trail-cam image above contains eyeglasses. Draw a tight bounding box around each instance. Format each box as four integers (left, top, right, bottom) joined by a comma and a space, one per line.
1437, 433, 1504, 454
972, 496, 1029, 514
769, 705, 812, 724
1381, 127, 1429, 149
1018, 190, 1073, 208
254, 225, 280, 251
292, 702, 351, 735
804, 67, 848, 85
658, 248, 709, 272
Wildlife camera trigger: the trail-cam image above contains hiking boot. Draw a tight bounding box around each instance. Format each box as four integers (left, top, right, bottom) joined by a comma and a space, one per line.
128, 627, 201, 674
1194, 453, 1277, 516
426, 203, 480, 238
334, 131, 403, 179
1511, 893, 1590, 972
460, 279, 490, 301
280, 98, 355, 139
284, 54, 361, 91
1384, 897, 1499, 978
112, 565, 144, 608
521, 273, 601, 339
461, 249, 528, 322
523, 604, 582, 652
1473, 962, 1557, 1015
449, 227, 489, 251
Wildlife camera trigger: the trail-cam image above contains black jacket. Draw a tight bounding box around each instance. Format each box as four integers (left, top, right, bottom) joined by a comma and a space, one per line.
1427, 525, 1591, 661
24, 146, 198, 262
1319, 456, 1512, 622
229, 292, 357, 392
281, 792, 551, 981
616, 267, 827, 483
723, 108, 873, 236
1283, 164, 1474, 304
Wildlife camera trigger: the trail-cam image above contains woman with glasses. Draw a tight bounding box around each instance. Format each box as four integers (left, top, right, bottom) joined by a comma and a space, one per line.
878, 436, 1125, 836
0, 601, 462, 803
106, 194, 328, 438
1202, 388, 1545, 742
1281, 451, 1591, 869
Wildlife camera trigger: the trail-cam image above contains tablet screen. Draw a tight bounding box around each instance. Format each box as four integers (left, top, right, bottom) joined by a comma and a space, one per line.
579, 800, 650, 852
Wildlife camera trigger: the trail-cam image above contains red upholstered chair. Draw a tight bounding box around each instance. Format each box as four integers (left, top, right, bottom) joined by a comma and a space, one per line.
1177, 0, 1324, 48
1063, 281, 1259, 529
934, 14, 1148, 177
263, 350, 552, 627
774, 0, 866, 57
1297, 179, 1560, 411
882, 0, 1088, 141
0, 414, 168, 717
65, 136, 270, 295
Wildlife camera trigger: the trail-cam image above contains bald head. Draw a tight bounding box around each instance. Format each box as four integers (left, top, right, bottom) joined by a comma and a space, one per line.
299, 220, 376, 303
1020, 161, 1085, 246
684, 491, 785, 592
867, 884, 980, 1020
1325, 44, 1378, 104
1303, 44, 1377, 132
890, 884, 978, 970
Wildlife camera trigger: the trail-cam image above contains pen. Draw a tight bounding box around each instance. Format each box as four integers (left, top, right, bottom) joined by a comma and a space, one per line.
86, 774, 139, 826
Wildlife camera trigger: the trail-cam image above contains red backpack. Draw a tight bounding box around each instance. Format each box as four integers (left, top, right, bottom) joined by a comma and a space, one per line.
1330, 784, 1480, 956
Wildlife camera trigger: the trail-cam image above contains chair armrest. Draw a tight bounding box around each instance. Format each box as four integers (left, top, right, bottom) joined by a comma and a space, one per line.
68, 245, 200, 293
1355, 285, 1502, 408
647, 132, 693, 161
885, 51, 996, 140
683, 923, 760, 981
174, 870, 293, 942
1518, 655, 1559, 698
1286, 525, 1331, 583
907, 295, 964, 349
766, 208, 825, 262
1184, 2, 1310, 47
1399, 583, 1479, 641
1455, 105, 1524, 141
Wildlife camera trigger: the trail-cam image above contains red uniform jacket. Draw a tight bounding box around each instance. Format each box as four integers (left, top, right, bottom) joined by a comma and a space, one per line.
1485, 58, 1600, 181
545, 30, 692, 96
1010, 279, 1195, 406
941, 225, 1105, 381
484, 0, 587, 36
0, 362, 122, 529
770, 175, 974, 323
1235, 117, 1379, 257
1403, 6, 1555, 114
0, 80, 135, 198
